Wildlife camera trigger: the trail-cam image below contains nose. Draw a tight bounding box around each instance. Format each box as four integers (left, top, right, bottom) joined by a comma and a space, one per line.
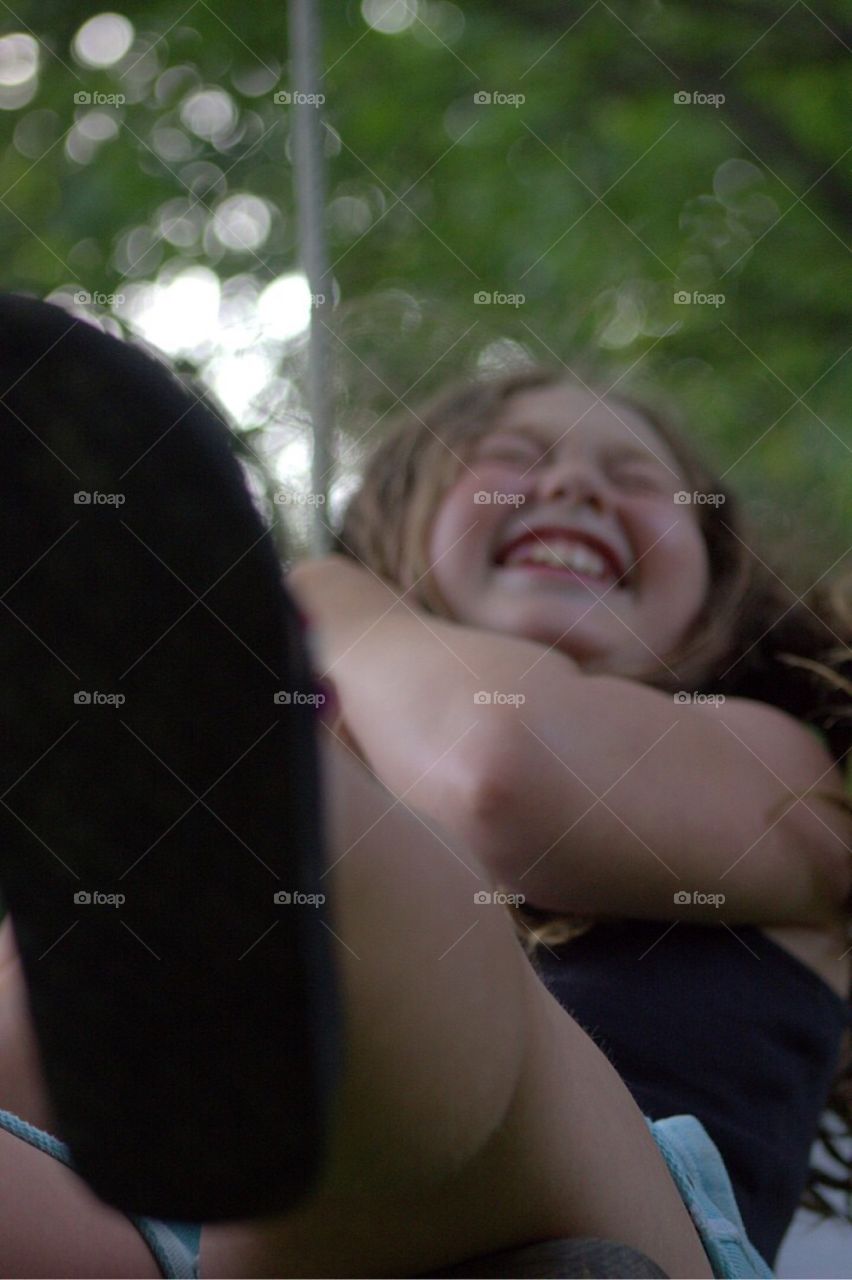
535, 453, 610, 513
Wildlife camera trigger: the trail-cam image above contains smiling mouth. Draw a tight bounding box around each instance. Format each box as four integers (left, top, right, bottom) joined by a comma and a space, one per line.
493, 533, 632, 589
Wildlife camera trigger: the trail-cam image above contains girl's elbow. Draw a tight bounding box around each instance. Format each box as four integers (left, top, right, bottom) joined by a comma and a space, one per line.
451, 730, 534, 881
783, 799, 852, 923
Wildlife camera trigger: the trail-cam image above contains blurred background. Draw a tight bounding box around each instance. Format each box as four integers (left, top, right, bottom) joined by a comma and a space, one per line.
0, 1, 850, 1271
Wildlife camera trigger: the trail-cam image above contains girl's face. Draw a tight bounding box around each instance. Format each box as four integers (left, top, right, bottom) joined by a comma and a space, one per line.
426, 383, 710, 678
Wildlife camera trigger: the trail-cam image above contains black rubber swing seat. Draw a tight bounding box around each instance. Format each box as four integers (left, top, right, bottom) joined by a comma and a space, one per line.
422, 1236, 668, 1277
0, 291, 342, 1221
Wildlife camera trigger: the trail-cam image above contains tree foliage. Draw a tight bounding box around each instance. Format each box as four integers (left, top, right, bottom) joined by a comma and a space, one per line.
0, 0, 849, 578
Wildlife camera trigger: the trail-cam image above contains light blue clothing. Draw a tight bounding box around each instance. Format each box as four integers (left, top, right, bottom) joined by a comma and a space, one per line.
0, 1107, 200, 1278
645, 1113, 775, 1278
0, 1103, 775, 1279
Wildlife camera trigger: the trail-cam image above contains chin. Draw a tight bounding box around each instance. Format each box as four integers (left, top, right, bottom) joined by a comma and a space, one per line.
488, 608, 607, 663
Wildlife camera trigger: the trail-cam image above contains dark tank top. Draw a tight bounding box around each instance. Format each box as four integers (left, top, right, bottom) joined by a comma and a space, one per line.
529, 918, 851, 1264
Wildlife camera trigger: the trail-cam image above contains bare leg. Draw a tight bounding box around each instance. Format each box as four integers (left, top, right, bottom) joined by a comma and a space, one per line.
0, 934, 161, 1277
202, 731, 713, 1279
0, 731, 711, 1277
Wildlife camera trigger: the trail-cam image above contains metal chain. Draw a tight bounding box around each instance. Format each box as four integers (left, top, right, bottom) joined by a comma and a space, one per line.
288, 0, 333, 554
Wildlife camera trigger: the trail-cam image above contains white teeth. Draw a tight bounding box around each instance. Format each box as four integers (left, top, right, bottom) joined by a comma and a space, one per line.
505, 537, 612, 578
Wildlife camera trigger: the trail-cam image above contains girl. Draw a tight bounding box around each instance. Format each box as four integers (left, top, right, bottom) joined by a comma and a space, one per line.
0, 297, 711, 1279
0, 300, 846, 1278
276, 365, 852, 1275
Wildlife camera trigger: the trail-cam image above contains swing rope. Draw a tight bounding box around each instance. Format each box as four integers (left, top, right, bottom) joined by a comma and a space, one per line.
287, 0, 333, 554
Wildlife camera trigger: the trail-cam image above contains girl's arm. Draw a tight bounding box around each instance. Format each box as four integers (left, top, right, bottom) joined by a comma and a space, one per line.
471, 673, 852, 926
287, 553, 578, 842
288, 556, 852, 928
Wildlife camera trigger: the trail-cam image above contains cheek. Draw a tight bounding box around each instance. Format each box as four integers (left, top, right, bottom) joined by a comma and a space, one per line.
425, 501, 477, 619
636, 507, 710, 616
427, 483, 491, 602
427, 468, 533, 574
428, 479, 476, 557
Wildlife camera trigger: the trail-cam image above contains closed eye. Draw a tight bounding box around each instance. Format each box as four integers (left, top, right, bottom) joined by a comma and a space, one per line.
611, 467, 671, 493
478, 446, 538, 464
474, 434, 547, 466
475, 449, 541, 472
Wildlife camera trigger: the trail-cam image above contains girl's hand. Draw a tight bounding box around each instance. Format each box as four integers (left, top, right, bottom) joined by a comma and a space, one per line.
319, 714, 373, 772
286, 554, 403, 672
287, 555, 400, 774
